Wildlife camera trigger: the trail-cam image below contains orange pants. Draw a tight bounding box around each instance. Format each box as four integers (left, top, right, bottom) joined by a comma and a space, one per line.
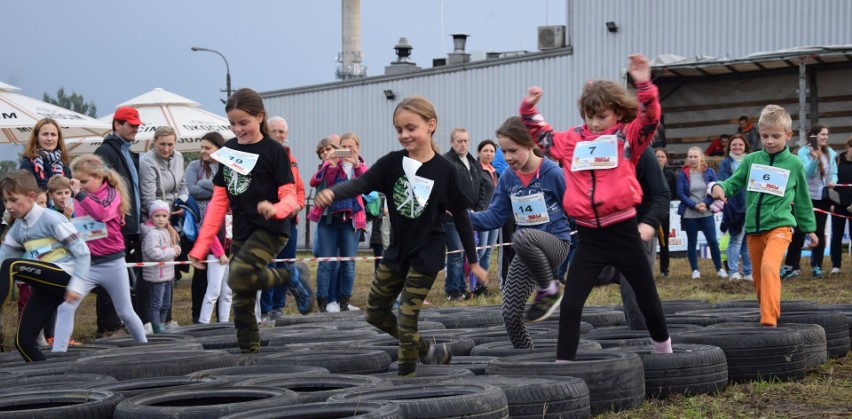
747, 227, 793, 326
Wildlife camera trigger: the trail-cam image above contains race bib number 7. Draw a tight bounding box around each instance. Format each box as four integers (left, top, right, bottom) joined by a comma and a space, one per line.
572, 136, 618, 171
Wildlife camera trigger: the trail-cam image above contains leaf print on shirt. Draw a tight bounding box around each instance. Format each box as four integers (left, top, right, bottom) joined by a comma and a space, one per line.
393, 175, 427, 219
223, 167, 251, 195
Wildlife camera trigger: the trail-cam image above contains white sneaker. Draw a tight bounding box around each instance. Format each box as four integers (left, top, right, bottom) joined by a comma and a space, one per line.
692, 270, 701, 279
730, 272, 743, 281
326, 301, 341, 313
347, 304, 361, 311
743, 274, 754, 281
143, 322, 154, 335
163, 321, 180, 332
717, 269, 728, 278
830, 267, 841, 275
35, 330, 48, 347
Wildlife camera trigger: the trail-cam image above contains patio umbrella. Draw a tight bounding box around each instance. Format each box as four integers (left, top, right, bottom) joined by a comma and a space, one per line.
0, 81, 111, 144
66, 87, 234, 155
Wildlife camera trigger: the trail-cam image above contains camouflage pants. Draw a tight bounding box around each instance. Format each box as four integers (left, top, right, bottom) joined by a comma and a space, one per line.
229, 229, 290, 353
365, 264, 437, 377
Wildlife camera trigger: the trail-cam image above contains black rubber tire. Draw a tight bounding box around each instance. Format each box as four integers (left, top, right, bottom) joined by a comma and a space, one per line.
0, 358, 73, 377
446, 375, 590, 419
584, 329, 653, 348
433, 311, 505, 329
673, 308, 762, 323
485, 351, 645, 415
459, 325, 559, 345
68, 349, 236, 380
660, 299, 714, 314
218, 401, 404, 419
619, 344, 728, 398
0, 388, 121, 418
237, 373, 388, 403
263, 329, 379, 346
274, 311, 362, 327
470, 339, 602, 357
529, 320, 594, 334
382, 364, 475, 377
90, 375, 231, 398
95, 333, 195, 347
113, 386, 300, 419
715, 300, 819, 311
580, 309, 626, 327
665, 314, 734, 327
355, 335, 474, 361
258, 349, 392, 374
328, 383, 509, 418
0, 373, 117, 394
446, 356, 499, 375
193, 334, 270, 350
187, 364, 330, 383
165, 322, 236, 337
706, 322, 828, 370
672, 328, 807, 382
779, 311, 850, 358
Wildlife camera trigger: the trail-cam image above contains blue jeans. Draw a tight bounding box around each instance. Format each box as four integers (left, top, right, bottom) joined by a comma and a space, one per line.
477, 228, 500, 272
727, 228, 752, 275
316, 216, 358, 299
443, 220, 466, 294
682, 216, 722, 271
148, 281, 172, 325
261, 222, 297, 313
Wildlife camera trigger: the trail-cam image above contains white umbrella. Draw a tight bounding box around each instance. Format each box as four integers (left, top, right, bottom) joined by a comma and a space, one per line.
66, 87, 234, 155
0, 81, 111, 144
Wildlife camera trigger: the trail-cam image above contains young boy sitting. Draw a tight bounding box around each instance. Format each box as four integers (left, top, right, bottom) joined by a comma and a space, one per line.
710, 104, 817, 327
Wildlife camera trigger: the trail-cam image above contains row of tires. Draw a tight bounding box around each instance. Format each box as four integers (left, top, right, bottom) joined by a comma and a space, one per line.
0, 300, 845, 417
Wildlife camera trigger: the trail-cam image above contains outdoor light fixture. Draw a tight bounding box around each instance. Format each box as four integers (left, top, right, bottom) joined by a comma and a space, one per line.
606, 21, 619, 33
383, 89, 396, 100
191, 46, 232, 99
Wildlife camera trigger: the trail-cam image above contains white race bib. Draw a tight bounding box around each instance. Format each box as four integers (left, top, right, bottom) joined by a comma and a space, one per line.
211, 147, 259, 176
511, 193, 550, 226
572, 135, 619, 171
71, 216, 108, 242
747, 164, 790, 197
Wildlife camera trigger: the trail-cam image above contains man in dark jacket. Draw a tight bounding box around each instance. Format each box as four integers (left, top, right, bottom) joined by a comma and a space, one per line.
443, 128, 488, 301
93, 106, 145, 337
596, 146, 671, 329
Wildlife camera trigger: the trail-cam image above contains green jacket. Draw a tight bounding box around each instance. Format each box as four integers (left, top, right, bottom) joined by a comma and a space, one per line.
716, 147, 816, 234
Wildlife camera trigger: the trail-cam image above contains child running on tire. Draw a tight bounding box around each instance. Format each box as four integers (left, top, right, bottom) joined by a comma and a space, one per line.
0, 170, 91, 361
710, 105, 817, 327
469, 116, 572, 349
314, 96, 488, 377
188, 88, 311, 353
520, 54, 672, 361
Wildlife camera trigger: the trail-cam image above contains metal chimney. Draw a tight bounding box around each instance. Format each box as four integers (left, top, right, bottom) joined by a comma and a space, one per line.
447, 33, 470, 65
337, 0, 366, 80
385, 37, 421, 76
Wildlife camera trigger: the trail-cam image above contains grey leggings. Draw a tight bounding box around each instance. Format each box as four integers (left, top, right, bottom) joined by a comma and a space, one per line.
501, 228, 570, 349
53, 257, 147, 351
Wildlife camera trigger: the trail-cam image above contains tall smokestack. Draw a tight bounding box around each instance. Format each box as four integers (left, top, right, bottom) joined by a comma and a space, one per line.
337, 0, 366, 80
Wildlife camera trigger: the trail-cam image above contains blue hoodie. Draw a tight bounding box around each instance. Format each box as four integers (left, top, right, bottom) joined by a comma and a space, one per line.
470, 157, 572, 241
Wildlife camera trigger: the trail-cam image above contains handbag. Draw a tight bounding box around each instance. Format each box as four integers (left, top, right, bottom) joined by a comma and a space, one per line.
823, 187, 841, 205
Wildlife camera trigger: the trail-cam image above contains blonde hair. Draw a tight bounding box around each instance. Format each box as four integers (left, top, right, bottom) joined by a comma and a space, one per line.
758, 104, 792, 132
687, 146, 708, 171
46, 175, 72, 193
22, 118, 69, 164
393, 96, 440, 154
146, 126, 177, 152
340, 132, 361, 150
578, 80, 638, 122
69, 154, 130, 216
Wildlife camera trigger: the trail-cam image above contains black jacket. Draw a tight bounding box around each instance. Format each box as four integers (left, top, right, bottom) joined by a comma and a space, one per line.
635, 146, 671, 230
94, 133, 141, 235
443, 150, 488, 211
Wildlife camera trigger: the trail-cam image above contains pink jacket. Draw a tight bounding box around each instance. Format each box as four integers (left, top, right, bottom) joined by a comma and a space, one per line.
75, 182, 125, 257
308, 159, 368, 230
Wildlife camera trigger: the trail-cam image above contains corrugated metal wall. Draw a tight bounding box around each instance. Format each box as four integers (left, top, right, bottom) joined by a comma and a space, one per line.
265, 0, 852, 248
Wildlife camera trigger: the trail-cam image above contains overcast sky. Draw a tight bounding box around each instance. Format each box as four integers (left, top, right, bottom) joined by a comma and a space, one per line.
2, 0, 564, 118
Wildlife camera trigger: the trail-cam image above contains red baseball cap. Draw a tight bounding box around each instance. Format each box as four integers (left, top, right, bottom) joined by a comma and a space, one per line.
113, 106, 143, 125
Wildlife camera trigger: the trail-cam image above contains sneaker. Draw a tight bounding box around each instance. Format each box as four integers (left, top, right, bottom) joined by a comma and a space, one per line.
326, 301, 341, 313
258, 315, 276, 328
525, 283, 563, 323
346, 303, 361, 311
780, 266, 800, 280
143, 322, 154, 335
659, 272, 669, 278
269, 309, 285, 320
419, 342, 452, 365
447, 291, 464, 302
730, 272, 743, 281
287, 276, 315, 315
717, 269, 728, 279
163, 321, 180, 332
692, 270, 701, 279
830, 267, 841, 275
812, 266, 823, 279
743, 274, 753, 281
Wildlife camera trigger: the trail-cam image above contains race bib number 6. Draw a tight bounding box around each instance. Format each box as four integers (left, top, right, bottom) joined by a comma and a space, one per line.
747, 164, 790, 197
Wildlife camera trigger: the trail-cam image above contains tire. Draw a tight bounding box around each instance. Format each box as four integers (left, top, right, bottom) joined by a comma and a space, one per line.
383, 364, 475, 377
580, 310, 626, 327
194, 334, 270, 350
433, 311, 505, 329
356, 335, 475, 361
706, 322, 828, 370
95, 333, 195, 347
470, 339, 602, 357
165, 322, 236, 337
530, 320, 594, 334
328, 383, 509, 418
661, 299, 714, 315
113, 387, 300, 419
274, 311, 362, 327
620, 344, 728, 398
187, 364, 331, 383
673, 308, 761, 323
68, 349, 236, 380
485, 351, 645, 415
665, 315, 733, 327
263, 329, 378, 346
446, 375, 590, 419
459, 325, 559, 345
0, 374, 117, 394
90, 375, 231, 398
672, 328, 807, 382
715, 300, 819, 311
237, 373, 388, 403
0, 388, 121, 418
780, 311, 850, 358
585, 329, 653, 348
0, 358, 73, 377
258, 349, 392, 374
446, 356, 499, 375
218, 401, 404, 419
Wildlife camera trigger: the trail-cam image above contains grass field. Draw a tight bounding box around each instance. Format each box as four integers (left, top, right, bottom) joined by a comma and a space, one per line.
1, 253, 849, 417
